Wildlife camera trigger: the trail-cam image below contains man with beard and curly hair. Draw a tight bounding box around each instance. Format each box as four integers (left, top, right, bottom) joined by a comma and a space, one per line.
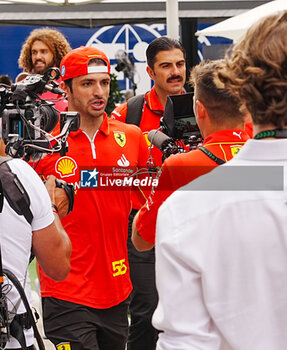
17, 27, 72, 125
18, 27, 71, 75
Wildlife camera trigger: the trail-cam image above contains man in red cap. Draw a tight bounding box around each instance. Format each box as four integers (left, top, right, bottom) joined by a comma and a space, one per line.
31, 46, 149, 350
111, 37, 186, 350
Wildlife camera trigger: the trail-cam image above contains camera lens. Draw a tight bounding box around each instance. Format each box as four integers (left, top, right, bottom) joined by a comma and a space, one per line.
39, 105, 59, 133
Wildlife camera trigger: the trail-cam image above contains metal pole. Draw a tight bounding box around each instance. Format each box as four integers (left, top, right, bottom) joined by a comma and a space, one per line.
166, 0, 179, 39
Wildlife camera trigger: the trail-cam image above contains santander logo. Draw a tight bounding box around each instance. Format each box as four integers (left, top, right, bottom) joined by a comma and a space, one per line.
117, 154, 130, 167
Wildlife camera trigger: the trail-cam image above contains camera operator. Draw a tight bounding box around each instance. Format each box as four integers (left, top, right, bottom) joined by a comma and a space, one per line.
0, 139, 71, 349
132, 59, 250, 251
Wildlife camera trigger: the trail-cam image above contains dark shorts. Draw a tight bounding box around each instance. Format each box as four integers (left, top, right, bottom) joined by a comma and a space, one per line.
42, 297, 129, 350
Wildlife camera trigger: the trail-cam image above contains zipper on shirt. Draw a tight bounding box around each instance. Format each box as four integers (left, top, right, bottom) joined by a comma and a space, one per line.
83, 130, 98, 159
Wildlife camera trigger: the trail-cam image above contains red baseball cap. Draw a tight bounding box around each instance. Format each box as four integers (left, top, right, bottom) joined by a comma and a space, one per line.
60, 46, 111, 81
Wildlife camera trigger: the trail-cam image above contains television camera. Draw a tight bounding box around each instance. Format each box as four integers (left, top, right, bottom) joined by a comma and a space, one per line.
0, 68, 77, 349
148, 92, 202, 162
0, 67, 79, 161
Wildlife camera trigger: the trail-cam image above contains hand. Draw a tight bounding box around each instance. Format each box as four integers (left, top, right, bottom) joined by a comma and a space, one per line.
45, 175, 69, 218
0, 139, 6, 156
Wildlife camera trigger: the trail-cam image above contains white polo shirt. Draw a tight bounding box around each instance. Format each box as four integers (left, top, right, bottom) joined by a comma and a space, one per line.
154, 139, 287, 350
0, 158, 53, 348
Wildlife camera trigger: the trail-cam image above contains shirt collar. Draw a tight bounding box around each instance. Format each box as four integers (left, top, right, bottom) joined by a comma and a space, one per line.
98, 113, 110, 136
203, 129, 250, 145
146, 87, 185, 114
235, 138, 287, 161
69, 112, 110, 138
145, 86, 164, 112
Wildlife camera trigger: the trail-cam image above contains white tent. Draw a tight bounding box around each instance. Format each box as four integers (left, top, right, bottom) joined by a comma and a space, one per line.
0, 0, 99, 3
0, 0, 180, 38
196, 0, 287, 42
0, 1, 271, 29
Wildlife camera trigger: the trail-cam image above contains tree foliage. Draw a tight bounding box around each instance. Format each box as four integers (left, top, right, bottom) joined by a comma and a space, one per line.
106, 73, 123, 116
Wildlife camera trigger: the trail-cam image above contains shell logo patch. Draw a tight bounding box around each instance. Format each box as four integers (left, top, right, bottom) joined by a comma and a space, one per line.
230, 145, 242, 157
144, 132, 151, 146
56, 342, 71, 350
114, 132, 126, 147
55, 156, 77, 178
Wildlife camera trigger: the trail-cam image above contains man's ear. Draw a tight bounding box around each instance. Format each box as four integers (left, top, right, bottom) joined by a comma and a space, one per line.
146, 66, 155, 80
195, 100, 208, 121
61, 81, 69, 93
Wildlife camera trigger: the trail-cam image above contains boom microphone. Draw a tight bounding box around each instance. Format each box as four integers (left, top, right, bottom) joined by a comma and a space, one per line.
148, 129, 187, 162
44, 84, 65, 95
148, 130, 172, 150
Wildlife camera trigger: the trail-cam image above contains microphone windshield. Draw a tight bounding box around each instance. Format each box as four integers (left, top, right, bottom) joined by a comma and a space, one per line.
45, 84, 65, 95
148, 130, 171, 150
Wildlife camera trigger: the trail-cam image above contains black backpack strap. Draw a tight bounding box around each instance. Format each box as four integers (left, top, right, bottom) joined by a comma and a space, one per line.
0, 157, 33, 224
198, 146, 226, 165
126, 94, 145, 126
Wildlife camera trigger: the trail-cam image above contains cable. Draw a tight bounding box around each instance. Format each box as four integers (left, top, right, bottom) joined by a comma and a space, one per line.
3, 269, 45, 350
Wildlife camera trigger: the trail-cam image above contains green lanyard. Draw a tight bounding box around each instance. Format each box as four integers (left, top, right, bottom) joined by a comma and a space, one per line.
254, 129, 287, 139
198, 146, 225, 165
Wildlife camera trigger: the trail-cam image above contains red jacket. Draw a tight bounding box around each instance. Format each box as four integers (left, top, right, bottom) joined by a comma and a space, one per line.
136, 129, 250, 244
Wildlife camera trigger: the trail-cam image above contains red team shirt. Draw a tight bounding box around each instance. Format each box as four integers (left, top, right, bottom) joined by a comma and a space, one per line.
33, 115, 149, 309
111, 86, 165, 172
136, 129, 250, 244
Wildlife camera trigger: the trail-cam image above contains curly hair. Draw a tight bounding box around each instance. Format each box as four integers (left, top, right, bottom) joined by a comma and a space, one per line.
189, 60, 246, 126
18, 27, 71, 73
219, 11, 287, 128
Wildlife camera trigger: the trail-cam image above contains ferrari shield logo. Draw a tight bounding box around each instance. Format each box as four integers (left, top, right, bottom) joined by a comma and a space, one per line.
114, 132, 126, 147
230, 146, 242, 157
56, 342, 71, 350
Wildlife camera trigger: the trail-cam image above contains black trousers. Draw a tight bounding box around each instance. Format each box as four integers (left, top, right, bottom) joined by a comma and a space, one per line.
42, 297, 129, 350
127, 210, 158, 350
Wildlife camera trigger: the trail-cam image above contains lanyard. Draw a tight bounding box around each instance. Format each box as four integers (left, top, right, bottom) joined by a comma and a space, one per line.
254, 129, 287, 139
